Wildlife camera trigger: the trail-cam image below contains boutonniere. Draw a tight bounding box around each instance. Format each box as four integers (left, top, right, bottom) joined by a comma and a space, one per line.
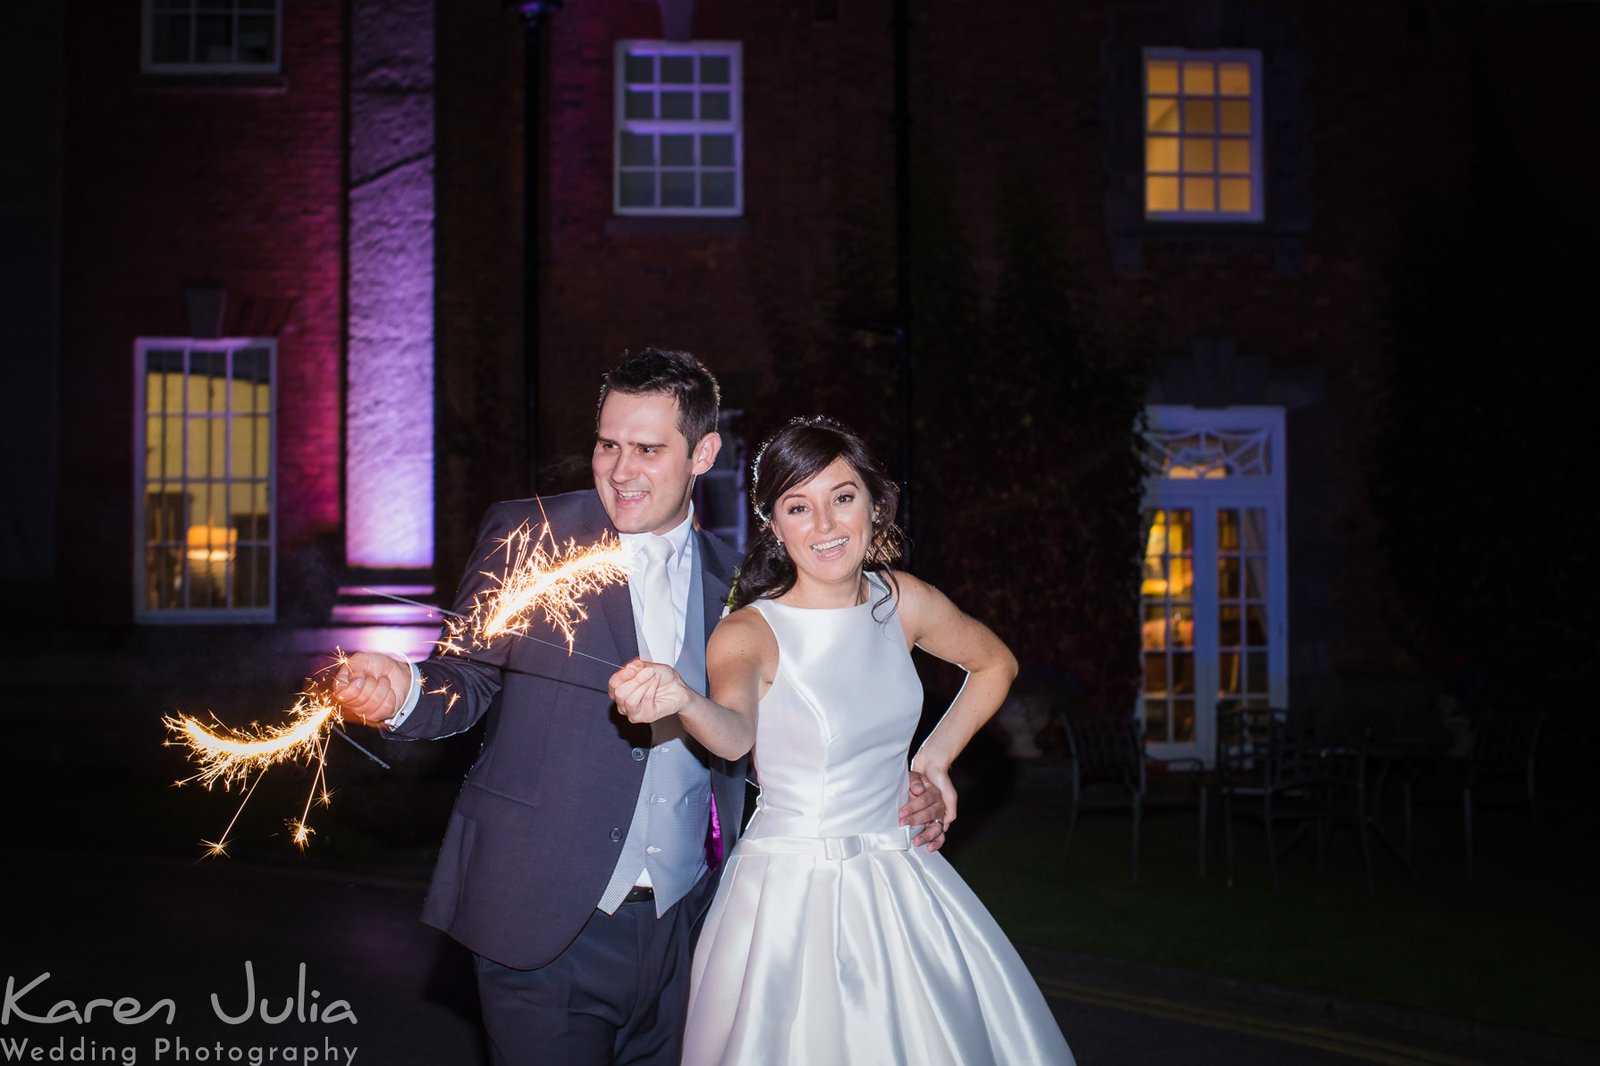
721, 569, 741, 618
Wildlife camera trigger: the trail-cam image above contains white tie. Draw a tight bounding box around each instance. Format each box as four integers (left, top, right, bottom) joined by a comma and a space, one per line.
635, 536, 677, 664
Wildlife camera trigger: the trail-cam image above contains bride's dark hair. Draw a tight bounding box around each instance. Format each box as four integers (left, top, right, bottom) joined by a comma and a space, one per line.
730, 416, 905, 610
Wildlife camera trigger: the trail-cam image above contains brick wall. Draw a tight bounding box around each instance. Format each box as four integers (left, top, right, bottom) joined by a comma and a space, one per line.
59, 1, 345, 624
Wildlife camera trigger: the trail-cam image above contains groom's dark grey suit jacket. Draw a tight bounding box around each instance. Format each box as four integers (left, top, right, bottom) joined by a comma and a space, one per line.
389, 489, 747, 969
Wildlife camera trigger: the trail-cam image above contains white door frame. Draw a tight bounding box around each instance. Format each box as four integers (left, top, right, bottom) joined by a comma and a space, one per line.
1140, 405, 1289, 766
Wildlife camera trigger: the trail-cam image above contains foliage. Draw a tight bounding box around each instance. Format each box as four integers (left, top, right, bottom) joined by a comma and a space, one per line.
758, 149, 1152, 715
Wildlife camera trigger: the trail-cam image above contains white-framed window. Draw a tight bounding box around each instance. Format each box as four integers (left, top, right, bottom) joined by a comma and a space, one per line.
614, 40, 743, 217
1143, 48, 1263, 222
135, 339, 276, 622
142, 0, 283, 75
1139, 406, 1287, 766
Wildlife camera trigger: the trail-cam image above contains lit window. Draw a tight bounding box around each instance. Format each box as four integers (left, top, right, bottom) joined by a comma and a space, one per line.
1143, 48, 1262, 222
142, 0, 282, 75
615, 40, 743, 217
136, 340, 275, 621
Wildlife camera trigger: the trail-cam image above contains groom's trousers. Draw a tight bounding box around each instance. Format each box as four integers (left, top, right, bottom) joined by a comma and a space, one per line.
473, 873, 715, 1066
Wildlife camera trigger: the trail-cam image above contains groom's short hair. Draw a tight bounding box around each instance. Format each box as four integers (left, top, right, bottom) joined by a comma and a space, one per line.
598, 347, 721, 450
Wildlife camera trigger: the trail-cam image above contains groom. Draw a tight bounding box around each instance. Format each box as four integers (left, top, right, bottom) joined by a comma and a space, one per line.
337, 348, 947, 1065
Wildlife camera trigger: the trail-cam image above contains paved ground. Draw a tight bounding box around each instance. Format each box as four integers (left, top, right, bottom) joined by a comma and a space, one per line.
5, 850, 1593, 1066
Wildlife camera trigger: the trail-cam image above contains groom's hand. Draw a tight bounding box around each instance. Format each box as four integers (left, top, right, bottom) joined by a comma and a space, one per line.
333, 651, 410, 725
901, 771, 950, 852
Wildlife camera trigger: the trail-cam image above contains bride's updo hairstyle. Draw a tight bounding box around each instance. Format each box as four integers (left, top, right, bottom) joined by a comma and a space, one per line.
731, 416, 905, 611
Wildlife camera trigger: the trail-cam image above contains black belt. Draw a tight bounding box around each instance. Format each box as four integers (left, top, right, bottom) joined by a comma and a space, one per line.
622, 885, 655, 904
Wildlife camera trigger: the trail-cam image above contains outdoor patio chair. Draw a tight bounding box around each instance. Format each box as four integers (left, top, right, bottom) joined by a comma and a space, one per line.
1462, 708, 1547, 874
1062, 711, 1206, 882
1221, 707, 1373, 892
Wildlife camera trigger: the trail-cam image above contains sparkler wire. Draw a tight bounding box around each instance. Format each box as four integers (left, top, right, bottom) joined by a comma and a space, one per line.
357, 586, 626, 670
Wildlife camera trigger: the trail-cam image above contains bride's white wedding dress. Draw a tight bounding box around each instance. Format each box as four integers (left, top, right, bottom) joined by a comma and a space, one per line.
682, 577, 1074, 1065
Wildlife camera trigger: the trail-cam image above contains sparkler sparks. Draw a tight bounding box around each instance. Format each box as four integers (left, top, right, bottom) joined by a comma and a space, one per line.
163, 656, 352, 856
445, 520, 631, 655
163, 516, 631, 855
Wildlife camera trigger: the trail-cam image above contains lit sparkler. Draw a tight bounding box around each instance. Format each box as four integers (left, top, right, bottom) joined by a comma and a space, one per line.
165, 518, 631, 855
163, 655, 366, 856
445, 519, 631, 656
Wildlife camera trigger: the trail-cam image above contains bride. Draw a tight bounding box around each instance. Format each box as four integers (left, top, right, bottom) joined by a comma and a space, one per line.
608, 417, 1073, 1065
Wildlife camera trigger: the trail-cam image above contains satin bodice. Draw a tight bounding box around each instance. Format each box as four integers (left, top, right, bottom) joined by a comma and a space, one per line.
745, 577, 922, 840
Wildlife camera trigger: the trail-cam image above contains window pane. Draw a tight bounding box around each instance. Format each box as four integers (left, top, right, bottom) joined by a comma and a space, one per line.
660, 55, 694, 83
1173, 699, 1195, 742
1182, 137, 1215, 173
238, 16, 274, 64
661, 134, 694, 166
234, 346, 270, 385
1169, 556, 1193, 597
1145, 700, 1169, 741
1148, 175, 1181, 212
700, 91, 731, 121
624, 90, 654, 120
1146, 59, 1179, 94
661, 171, 695, 207
1218, 652, 1240, 695
1220, 178, 1252, 213
701, 171, 735, 207
196, 15, 233, 63
702, 134, 734, 167
1147, 98, 1180, 134
1182, 177, 1215, 212
1219, 604, 1242, 649
624, 52, 654, 83
1245, 653, 1268, 694
1173, 653, 1194, 694
1220, 100, 1252, 135
1182, 61, 1215, 95
1218, 139, 1251, 175
620, 131, 655, 167
1245, 606, 1269, 646
1184, 99, 1216, 134
1218, 61, 1251, 95
619, 171, 655, 207
1146, 136, 1179, 173
660, 91, 694, 120
1219, 557, 1240, 598
1244, 558, 1267, 599
1242, 509, 1268, 551
700, 54, 731, 84
1144, 653, 1169, 695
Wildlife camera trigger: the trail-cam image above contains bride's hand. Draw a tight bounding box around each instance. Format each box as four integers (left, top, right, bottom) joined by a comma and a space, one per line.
608, 659, 692, 724
902, 767, 957, 852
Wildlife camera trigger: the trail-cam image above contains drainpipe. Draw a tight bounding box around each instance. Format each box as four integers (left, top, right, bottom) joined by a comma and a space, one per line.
510, 1, 562, 494
892, 0, 913, 549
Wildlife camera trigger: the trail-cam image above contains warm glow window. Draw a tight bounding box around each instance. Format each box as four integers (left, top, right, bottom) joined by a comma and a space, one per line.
1139, 406, 1286, 766
615, 41, 743, 217
136, 340, 275, 621
142, 0, 282, 74
1143, 48, 1262, 222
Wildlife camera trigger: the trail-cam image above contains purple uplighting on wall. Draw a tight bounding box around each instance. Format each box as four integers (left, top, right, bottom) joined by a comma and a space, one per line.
345, 0, 437, 572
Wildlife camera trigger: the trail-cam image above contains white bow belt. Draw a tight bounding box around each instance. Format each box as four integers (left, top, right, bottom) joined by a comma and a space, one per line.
736, 826, 919, 861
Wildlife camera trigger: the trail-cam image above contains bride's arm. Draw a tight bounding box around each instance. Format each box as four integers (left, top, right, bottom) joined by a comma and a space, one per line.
897, 572, 1019, 828
608, 607, 772, 760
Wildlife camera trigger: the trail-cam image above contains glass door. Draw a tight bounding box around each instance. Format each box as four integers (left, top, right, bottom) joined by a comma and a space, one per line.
1140, 407, 1287, 766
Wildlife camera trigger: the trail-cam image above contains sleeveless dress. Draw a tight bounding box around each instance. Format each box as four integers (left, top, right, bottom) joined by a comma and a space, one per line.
682, 578, 1074, 1065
